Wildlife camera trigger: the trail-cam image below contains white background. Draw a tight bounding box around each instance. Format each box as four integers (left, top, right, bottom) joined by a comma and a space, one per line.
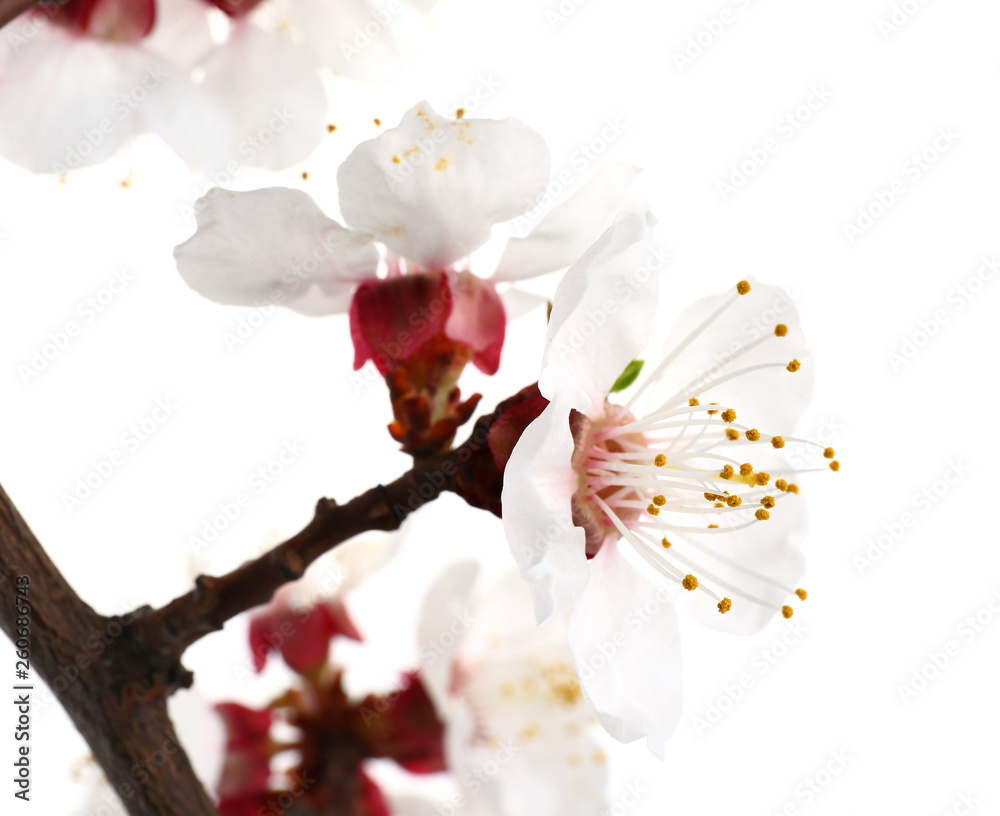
1, 0, 999, 813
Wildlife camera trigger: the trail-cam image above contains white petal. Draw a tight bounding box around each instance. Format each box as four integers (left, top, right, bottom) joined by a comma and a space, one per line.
498, 286, 549, 322
567, 539, 683, 758
417, 561, 479, 712
539, 212, 661, 414
145, 0, 216, 69
642, 279, 814, 433
501, 400, 589, 623
198, 23, 327, 171
493, 164, 642, 281
338, 101, 551, 268
0, 32, 151, 172
174, 187, 378, 315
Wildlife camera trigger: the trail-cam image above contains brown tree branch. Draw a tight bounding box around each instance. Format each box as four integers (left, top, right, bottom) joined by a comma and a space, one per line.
0, 0, 38, 31
0, 388, 530, 816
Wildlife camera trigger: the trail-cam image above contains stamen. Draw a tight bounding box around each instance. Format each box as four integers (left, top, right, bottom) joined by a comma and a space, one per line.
830, 461, 840, 471
774, 324, 788, 337
745, 429, 761, 441
771, 436, 785, 449
795, 588, 808, 601
755, 509, 770, 520
782, 606, 794, 619
823, 447, 835, 459
718, 598, 732, 614
786, 359, 801, 372
721, 409, 736, 423
682, 575, 699, 591
654, 453, 667, 467
736, 280, 751, 295
726, 429, 739, 440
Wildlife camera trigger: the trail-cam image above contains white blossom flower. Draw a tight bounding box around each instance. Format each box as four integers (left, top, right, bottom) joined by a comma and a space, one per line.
174, 100, 639, 375
417, 562, 609, 816
501, 213, 837, 756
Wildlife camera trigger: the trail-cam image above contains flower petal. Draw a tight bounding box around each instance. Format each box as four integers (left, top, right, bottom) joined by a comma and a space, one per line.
567, 539, 683, 758
641, 280, 814, 433
197, 23, 327, 170
493, 164, 642, 281
501, 399, 589, 623
539, 212, 662, 415
443, 271, 506, 374
174, 187, 378, 315
338, 101, 551, 268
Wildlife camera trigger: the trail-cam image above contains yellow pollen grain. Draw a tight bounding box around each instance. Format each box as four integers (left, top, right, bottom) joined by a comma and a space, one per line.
301, 171, 308, 180
830, 460, 840, 472
787, 359, 801, 372
761, 495, 775, 508
755, 508, 770, 521
435, 157, 450, 170
788, 483, 800, 494
392, 155, 401, 163
500, 682, 515, 697
704, 492, 723, 502
374, 118, 381, 126
727, 495, 742, 507
689, 397, 700, 406
726, 428, 739, 440
718, 598, 732, 614
661, 537, 672, 549
646, 505, 660, 516
746, 429, 761, 441
782, 605, 794, 619
824, 447, 835, 459
708, 523, 719, 528
654, 453, 667, 467
722, 409, 736, 423
736, 280, 751, 295
520, 721, 540, 741
719, 465, 734, 480
327, 124, 336, 133
755, 471, 771, 486
771, 436, 785, 449
653, 494, 666, 506
795, 588, 808, 601
456, 107, 465, 119
715, 501, 724, 508
775, 478, 788, 491
565, 723, 579, 737
682, 574, 699, 591
774, 323, 788, 337
593, 750, 607, 766
739, 463, 754, 476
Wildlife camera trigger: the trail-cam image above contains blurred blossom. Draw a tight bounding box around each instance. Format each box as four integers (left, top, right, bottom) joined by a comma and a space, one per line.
501, 213, 837, 756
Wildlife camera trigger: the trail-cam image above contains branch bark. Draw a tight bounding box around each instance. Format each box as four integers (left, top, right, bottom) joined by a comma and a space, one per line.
0, 0, 38, 31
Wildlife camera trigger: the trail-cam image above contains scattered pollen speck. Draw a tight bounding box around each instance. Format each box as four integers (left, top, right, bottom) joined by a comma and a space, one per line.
392, 155, 401, 163
456, 107, 465, 119
374, 118, 381, 126
774, 323, 788, 337
661, 537, 672, 548
301, 171, 308, 180
327, 124, 337, 133
435, 157, 449, 170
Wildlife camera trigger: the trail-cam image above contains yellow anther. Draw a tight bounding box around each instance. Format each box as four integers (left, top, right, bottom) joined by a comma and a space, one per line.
718, 598, 732, 614
719, 465, 734, 480
704, 492, 724, 502
652, 494, 666, 506
654, 453, 667, 467
774, 323, 788, 337
661, 537, 672, 549
786, 359, 801, 372
689, 397, 700, 406
788, 483, 800, 494
708, 523, 719, 528
761, 495, 775, 508
726, 495, 742, 507
823, 447, 835, 459
755, 508, 770, 520
830, 460, 840, 472
707, 402, 719, 415
795, 588, 808, 601
771, 436, 785, 449
682, 574, 699, 591
736, 280, 751, 295
755, 471, 770, 486
775, 478, 788, 491
721, 409, 736, 423
745, 429, 761, 441
646, 504, 660, 516
726, 428, 739, 440
739, 463, 754, 476
781, 605, 794, 619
